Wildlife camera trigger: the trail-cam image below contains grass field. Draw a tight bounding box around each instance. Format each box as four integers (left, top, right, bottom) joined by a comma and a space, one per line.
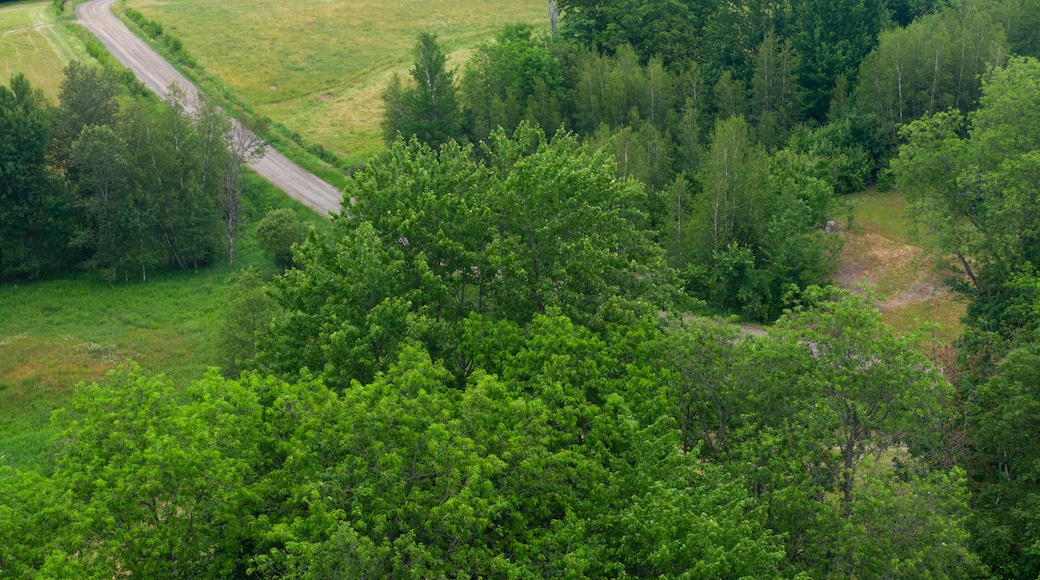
0, 176, 323, 471
0, 0, 93, 98
125, 0, 548, 163
837, 189, 966, 345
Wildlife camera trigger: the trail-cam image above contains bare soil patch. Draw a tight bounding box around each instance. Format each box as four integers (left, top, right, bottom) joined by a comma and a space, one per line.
836, 191, 965, 342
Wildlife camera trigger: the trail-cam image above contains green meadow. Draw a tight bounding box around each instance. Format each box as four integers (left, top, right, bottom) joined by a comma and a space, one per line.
0, 0, 94, 98
0, 175, 323, 471
125, 0, 548, 163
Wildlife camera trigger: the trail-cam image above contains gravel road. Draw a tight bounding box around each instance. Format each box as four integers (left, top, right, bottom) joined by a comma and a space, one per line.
76, 0, 343, 215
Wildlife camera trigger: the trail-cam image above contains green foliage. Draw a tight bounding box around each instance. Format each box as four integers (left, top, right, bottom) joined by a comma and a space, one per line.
46, 62, 255, 280
968, 345, 1040, 577
571, 45, 677, 134
684, 289, 978, 575
894, 56, 1040, 348
1003, 0, 1040, 58
683, 116, 838, 320
0, 74, 71, 281
54, 61, 121, 147
381, 32, 462, 148
788, 0, 884, 120
750, 33, 802, 150
831, 457, 985, 578
461, 24, 567, 142
557, 0, 702, 66
218, 266, 279, 377
123, 7, 200, 71
256, 124, 677, 388
5, 325, 790, 577
0, 467, 93, 578
9, 4, 1037, 574
658, 174, 695, 270
50, 364, 263, 577
255, 208, 306, 269
855, 4, 1007, 161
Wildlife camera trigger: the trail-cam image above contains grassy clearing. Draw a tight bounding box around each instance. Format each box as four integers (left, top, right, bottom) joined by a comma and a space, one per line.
0, 0, 94, 98
126, 0, 547, 164
836, 189, 966, 344
0, 174, 324, 471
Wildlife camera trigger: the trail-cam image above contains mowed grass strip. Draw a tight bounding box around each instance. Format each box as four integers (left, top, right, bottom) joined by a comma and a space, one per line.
127, 0, 547, 162
0, 0, 94, 99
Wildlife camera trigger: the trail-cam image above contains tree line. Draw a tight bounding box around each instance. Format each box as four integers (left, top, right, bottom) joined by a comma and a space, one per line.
0, 62, 263, 283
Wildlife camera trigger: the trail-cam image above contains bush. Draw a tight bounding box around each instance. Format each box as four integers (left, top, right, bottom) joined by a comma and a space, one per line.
255, 209, 307, 270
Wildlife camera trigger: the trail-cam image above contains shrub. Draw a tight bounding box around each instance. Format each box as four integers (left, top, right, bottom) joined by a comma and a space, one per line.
255, 209, 307, 270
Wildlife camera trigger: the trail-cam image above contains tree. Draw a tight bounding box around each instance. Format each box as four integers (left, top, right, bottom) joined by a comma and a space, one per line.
831, 457, 985, 577
381, 32, 462, 148
0, 467, 97, 577
1003, 0, 1040, 59
750, 33, 802, 149
193, 97, 266, 267
55, 61, 120, 152
0, 74, 71, 281
218, 266, 279, 377
256, 125, 676, 388
789, 0, 884, 120
893, 56, 1040, 336
771, 288, 951, 508
658, 174, 695, 269
854, 4, 1006, 160
968, 344, 1040, 577
460, 24, 566, 143
726, 289, 976, 575
51, 365, 261, 578
255, 208, 306, 270
69, 122, 160, 280
712, 70, 746, 120
694, 116, 768, 261
556, 0, 701, 66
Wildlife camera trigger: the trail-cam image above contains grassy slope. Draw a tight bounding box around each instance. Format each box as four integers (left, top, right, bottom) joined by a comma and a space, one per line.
0, 0, 94, 98
127, 0, 547, 164
837, 189, 966, 345
0, 175, 324, 471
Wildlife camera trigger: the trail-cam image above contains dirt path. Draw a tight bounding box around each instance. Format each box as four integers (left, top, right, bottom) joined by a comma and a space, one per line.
75, 0, 343, 215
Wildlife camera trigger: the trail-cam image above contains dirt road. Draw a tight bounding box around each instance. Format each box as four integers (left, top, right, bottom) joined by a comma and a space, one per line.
76, 0, 343, 215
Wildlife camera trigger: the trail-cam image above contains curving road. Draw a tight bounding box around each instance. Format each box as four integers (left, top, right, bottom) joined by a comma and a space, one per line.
76, 0, 343, 215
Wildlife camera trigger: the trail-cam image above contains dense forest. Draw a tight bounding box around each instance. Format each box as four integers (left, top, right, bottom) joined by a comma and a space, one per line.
3, 0, 1040, 576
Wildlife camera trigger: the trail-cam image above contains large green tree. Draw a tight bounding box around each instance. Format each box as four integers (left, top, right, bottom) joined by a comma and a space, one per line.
968, 345, 1040, 577
460, 24, 567, 143
256, 124, 677, 388
789, 0, 883, 120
